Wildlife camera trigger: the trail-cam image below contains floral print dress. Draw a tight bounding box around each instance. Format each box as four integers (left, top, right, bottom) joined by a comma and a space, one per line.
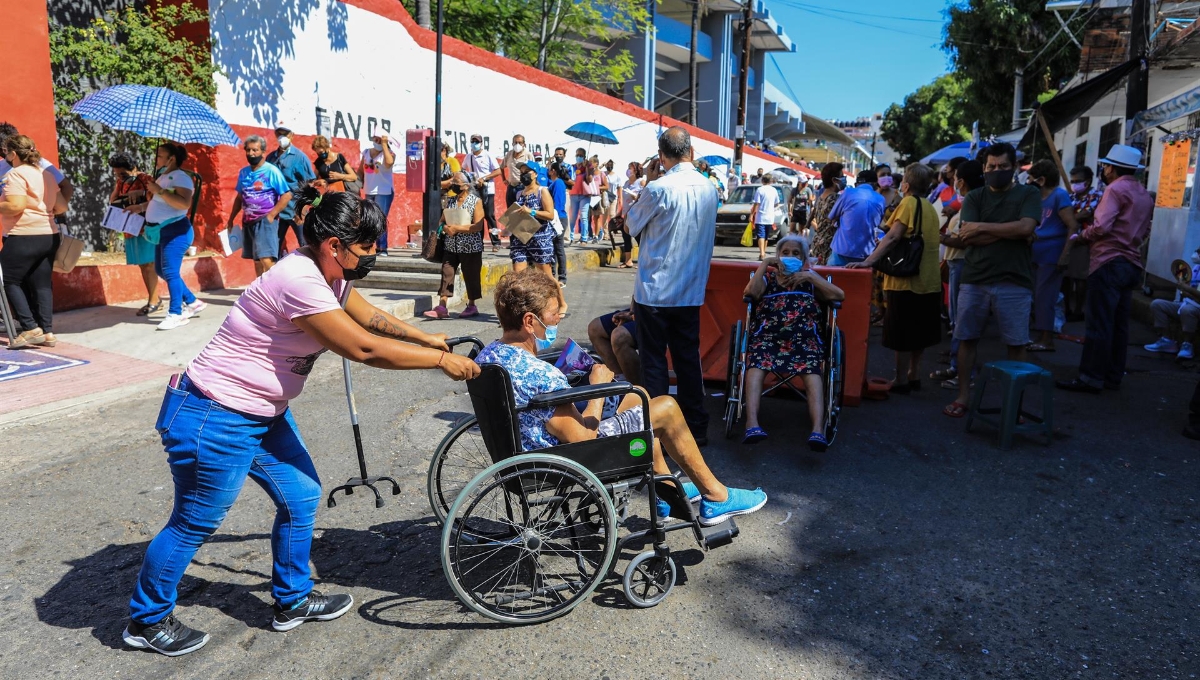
810, 189, 840, 264
746, 275, 824, 375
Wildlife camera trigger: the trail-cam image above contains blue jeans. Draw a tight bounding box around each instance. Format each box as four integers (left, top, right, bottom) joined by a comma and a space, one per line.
947, 259, 964, 370
368, 193, 394, 252
1079, 257, 1141, 388
129, 376, 322, 624
827, 252, 864, 267
568, 194, 591, 241
155, 218, 197, 316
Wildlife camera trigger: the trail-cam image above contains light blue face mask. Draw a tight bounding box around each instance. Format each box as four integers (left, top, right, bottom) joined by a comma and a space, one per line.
470, 142, 482, 152
779, 256, 805, 275
534, 316, 559, 352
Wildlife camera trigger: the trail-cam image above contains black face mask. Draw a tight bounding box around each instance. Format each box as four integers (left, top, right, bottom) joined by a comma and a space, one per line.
246, 154, 262, 167
520, 174, 534, 187
338, 246, 376, 281
318, 151, 329, 161
984, 169, 1013, 190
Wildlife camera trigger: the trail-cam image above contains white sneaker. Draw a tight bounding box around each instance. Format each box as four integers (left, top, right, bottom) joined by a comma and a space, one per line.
1144, 337, 1180, 354
187, 300, 208, 316
157, 313, 191, 331
1179, 342, 1195, 360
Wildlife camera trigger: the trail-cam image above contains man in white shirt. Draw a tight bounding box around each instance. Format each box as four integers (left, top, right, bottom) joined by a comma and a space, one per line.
749, 174, 779, 260
501, 134, 534, 206
359, 134, 397, 254
0, 122, 73, 211
463, 133, 501, 250
626, 126, 718, 445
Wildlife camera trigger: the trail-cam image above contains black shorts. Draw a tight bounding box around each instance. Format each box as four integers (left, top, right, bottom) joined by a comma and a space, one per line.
598, 310, 637, 346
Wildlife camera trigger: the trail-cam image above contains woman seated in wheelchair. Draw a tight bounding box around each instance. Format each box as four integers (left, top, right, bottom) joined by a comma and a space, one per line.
742, 234, 844, 450
475, 268, 768, 526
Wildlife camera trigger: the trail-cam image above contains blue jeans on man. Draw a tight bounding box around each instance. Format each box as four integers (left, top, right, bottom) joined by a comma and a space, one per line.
368, 192, 394, 253
827, 252, 865, 267
946, 258, 964, 371
129, 376, 322, 624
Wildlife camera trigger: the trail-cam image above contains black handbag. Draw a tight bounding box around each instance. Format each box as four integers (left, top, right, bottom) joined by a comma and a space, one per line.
422, 224, 445, 263
875, 197, 924, 278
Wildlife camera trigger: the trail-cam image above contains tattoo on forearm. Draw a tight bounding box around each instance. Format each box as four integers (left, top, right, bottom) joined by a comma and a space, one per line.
368, 312, 407, 339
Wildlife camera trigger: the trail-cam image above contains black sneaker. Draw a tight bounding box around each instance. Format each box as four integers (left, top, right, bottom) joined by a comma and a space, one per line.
271, 591, 353, 632
123, 614, 210, 657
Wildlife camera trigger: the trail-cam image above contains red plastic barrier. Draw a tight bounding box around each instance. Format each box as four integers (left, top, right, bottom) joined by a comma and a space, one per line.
700, 261, 872, 406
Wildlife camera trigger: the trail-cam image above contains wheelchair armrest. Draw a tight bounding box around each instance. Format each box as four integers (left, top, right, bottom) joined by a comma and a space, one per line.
525, 382, 652, 430
446, 336, 484, 359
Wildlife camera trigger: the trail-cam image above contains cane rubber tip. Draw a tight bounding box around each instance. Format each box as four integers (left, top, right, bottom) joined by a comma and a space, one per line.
375, 498, 385, 508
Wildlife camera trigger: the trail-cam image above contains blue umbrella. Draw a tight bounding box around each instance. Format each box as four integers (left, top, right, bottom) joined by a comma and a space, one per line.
919, 141, 971, 165
565, 122, 618, 145
698, 154, 730, 167
71, 85, 241, 147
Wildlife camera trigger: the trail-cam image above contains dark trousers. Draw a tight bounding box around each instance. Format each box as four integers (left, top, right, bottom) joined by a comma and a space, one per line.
481, 194, 500, 247
1, 233, 59, 333
634, 302, 708, 436
439, 250, 483, 301
277, 217, 305, 258
552, 233, 567, 282
505, 184, 518, 207
1079, 257, 1141, 388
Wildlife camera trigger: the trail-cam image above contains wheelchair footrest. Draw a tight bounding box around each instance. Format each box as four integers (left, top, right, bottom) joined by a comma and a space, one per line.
699, 518, 739, 549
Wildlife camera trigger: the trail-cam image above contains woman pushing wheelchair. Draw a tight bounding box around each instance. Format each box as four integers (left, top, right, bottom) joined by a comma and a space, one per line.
740, 234, 844, 450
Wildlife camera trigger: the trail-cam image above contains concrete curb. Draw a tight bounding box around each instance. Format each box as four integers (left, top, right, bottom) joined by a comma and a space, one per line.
477, 244, 634, 296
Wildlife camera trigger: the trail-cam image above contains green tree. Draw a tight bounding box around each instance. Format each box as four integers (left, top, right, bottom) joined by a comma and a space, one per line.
881, 74, 972, 165
49, 1, 218, 248
402, 0, 649, 98
943, 0, 1084, 135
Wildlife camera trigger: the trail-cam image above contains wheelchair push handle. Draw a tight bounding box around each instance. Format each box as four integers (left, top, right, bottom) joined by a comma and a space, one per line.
446, 336, 484, 359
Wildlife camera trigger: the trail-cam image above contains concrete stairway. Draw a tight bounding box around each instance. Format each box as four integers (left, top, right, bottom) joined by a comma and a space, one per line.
355, 253, 455, 318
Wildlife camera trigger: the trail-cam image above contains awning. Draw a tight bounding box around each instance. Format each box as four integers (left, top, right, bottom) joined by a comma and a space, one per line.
1129, 84, 1200, 141
1018, 58, 1140, 148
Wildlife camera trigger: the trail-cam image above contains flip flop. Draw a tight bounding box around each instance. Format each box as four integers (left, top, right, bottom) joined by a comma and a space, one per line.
930, 368, 956, 381
1026, 343, 1056, 352
808, 432, 828, 452
742, 426, 768, 445
943, 401, 969, 418
136, 301, 162, 317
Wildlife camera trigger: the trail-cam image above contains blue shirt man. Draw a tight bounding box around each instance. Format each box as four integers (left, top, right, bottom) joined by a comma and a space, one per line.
828, 173, 886, 265
266, 126, 315, 256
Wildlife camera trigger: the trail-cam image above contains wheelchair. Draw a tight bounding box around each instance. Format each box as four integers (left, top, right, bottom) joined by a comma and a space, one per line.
723, 275, 845, 444
431, 339, 741, 624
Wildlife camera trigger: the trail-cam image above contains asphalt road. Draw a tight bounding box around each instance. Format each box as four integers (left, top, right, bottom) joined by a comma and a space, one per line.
2, 247, 1198, 679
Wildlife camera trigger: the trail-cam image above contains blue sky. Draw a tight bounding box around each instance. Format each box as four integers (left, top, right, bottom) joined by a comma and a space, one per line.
764, 0, 953, 120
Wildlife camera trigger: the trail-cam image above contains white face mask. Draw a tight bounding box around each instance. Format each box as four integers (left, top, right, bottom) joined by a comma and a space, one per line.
372, 142, 383, 152
512, 143, 524, 154
278, 136, 291, 149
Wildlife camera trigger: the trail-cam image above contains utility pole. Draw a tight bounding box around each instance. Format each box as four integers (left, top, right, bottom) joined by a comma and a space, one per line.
689, 0, 700, 125
870, 133, 877, 167
424, 0, 444, 240
1126, 0, 1150, 126
734, 0, 752, 173
1011, 68, 1024, 130
417, 0, 431, 29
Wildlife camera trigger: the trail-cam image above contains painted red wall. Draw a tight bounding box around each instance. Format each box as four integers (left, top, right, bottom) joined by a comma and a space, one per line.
2, 0, 58, 163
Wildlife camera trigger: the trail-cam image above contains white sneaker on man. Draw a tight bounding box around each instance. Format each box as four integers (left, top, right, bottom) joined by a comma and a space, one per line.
1179, 342, 1195, 360
187, 300, 208, 316
1144, 337, 1180, 354
157, 313, 191, 331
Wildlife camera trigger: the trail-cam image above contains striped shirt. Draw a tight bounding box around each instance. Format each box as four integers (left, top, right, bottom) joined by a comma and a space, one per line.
625, 163, 718, 307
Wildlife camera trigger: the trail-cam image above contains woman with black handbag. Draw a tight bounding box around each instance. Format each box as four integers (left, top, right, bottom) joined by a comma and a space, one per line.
847, 164, 942, 393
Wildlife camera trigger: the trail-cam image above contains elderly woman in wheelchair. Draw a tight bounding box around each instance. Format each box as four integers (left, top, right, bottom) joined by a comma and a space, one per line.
740, 234, 845, 450
475, 268, 768, 525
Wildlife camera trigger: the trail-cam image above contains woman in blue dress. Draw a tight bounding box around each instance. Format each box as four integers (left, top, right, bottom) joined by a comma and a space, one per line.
511, 163, 568, 315
741, 235, 844, 450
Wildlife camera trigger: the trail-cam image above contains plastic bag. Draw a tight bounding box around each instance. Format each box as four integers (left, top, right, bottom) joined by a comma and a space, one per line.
740, 222, 754, 247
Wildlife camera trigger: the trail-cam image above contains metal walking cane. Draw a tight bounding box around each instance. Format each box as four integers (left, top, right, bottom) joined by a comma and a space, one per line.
0, 260, 18, 344
326, 281, 401, 509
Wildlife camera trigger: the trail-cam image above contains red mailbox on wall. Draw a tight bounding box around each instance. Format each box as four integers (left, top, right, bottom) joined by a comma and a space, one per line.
405, 128, 433, 192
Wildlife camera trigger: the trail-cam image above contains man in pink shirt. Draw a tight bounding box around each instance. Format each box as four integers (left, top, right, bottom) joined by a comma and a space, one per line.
1057, 145, 1154, 394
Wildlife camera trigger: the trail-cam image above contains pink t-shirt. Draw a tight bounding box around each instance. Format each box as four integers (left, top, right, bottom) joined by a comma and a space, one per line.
187, 253, 346, 416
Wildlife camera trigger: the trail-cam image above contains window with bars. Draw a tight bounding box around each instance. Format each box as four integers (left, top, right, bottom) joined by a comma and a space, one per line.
1098, 119, 1122, 158
1074, 140, 1088, 169
1077, 117, 1090, 136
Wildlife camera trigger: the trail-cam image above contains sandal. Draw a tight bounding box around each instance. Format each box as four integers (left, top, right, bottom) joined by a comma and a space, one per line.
742, 426, 768, 445
930, 368, 957, 381
1026, 342, 1056, 352
943, 401, 969, 418
807, 432, 828, 452
136, 301, 162, 317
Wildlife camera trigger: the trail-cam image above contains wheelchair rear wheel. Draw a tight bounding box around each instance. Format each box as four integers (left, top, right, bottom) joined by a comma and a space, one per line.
723, 320, 745, 439
427, 416, 491, 526
442, 454, 618, 624
824, 329, 845, 445
622, 550, 676, 608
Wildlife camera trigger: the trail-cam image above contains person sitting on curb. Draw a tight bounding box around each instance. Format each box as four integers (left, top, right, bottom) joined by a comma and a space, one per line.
1145, 252, 1200, 360
587, 303, 641, 385
475, 268, 768, 525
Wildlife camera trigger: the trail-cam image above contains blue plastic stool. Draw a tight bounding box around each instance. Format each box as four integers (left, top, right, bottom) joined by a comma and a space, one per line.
965, 361, 1054, 449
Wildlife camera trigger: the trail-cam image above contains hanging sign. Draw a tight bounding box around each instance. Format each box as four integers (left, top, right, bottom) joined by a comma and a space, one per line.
1157, 139, 1191, 208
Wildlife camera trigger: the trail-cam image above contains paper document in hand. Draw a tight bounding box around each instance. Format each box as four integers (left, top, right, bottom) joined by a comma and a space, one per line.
499, 202, 542, 244
443, 207, 471, 226
219, 226, 244, 256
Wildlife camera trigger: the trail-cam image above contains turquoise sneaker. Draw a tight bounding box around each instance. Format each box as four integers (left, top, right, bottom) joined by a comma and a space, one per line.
656, 499, 672, 519
699, 487, 767, 526
681, 482, 700, 502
